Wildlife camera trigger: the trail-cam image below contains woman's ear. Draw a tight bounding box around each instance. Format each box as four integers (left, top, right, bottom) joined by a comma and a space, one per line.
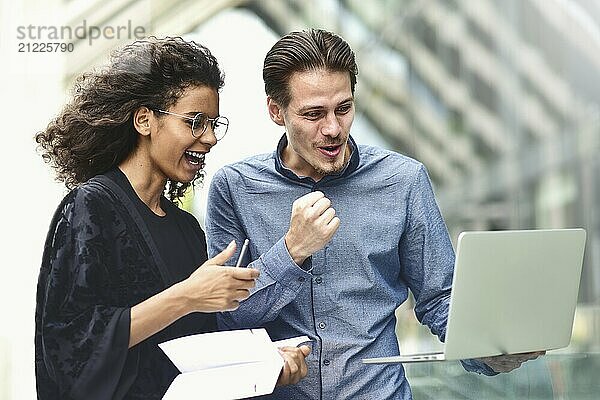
267, 97, 285, 126
133, 107, 153, 136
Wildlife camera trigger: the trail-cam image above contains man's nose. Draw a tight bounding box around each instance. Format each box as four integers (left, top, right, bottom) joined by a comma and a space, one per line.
321, 113, 342, 137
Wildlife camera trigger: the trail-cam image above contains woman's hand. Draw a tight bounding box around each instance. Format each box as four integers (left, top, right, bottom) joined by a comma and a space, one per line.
276, 345, 311, 386
176, 240, 260, 314
129, 240, 259, 348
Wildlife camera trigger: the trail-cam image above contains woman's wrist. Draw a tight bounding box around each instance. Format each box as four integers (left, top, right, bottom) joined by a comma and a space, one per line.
163, 280, 193, 318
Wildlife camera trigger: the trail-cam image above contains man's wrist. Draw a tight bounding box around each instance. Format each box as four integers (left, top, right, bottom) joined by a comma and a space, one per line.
284, 233, 308, 265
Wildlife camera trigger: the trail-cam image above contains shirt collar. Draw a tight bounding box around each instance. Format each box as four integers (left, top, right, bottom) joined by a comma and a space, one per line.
274, 134, 360, 186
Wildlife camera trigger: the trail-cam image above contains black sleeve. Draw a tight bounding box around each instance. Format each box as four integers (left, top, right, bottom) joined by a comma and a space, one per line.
35, 187, 136, 399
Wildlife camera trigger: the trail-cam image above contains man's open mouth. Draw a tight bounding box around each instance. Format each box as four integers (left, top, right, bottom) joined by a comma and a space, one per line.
318, 144, 342, 157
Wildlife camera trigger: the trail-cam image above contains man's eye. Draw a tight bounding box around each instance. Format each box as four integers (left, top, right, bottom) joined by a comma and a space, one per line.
336, 105, 352, 114
304, 111, 322, 119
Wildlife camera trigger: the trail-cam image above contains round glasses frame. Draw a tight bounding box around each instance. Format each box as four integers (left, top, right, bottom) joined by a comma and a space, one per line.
152, 109, 229, 141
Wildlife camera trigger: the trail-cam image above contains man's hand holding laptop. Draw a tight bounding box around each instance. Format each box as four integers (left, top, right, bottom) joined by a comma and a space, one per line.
478, 351, 546, 373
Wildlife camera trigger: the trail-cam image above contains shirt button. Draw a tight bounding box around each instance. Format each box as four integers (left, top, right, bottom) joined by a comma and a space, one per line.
318, 322, 326, 329
323, 359, 331, 366
298, 276, 306, 282
315, 276, 323, 284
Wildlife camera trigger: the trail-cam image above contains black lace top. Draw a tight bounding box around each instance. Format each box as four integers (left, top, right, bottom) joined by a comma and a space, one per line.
35, 169, 217, 399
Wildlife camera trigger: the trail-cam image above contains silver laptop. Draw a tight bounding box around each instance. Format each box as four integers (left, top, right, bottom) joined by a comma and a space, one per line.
363, 228, 586, 364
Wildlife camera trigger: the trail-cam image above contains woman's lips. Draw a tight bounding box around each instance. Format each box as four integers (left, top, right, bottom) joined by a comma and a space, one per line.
184, 150, 206, 170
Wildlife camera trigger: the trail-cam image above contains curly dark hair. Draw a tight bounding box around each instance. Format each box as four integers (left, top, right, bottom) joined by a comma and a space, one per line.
35, 36, 225, 201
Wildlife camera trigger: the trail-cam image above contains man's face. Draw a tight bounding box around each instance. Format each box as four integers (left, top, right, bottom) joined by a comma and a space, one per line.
268, 69, 355, 181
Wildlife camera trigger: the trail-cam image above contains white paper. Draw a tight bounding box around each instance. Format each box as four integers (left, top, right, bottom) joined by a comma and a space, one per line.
273, 336, 311, 348
159, 329, 310, 400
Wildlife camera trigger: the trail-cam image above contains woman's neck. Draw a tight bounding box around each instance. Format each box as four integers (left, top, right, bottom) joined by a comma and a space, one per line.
118, 152, 167, 216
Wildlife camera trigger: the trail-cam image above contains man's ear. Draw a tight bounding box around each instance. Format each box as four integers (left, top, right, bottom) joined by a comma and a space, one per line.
267, 97, 285, 126
133, 107, 153, 136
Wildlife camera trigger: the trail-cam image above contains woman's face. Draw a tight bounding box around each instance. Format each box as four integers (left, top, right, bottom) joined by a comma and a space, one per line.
148, 85, 220, 183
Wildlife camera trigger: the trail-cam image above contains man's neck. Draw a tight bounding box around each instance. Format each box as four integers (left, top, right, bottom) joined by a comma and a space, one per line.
281, 141, 352, 182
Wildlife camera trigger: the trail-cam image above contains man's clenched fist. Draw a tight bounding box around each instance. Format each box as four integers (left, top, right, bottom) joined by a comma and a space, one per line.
285, 191, 340, 265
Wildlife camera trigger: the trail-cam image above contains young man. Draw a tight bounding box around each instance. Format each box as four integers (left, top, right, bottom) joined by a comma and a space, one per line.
206, 29, 540, 399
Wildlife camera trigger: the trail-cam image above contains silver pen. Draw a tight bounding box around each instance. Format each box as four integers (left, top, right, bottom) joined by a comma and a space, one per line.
235, 239, 250, 267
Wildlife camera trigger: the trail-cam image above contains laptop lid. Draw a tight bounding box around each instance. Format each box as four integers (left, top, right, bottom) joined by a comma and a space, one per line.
443, 228, 586, 360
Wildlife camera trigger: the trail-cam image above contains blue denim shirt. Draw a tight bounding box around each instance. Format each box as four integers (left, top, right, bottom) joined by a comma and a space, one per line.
206, 135, 493, 399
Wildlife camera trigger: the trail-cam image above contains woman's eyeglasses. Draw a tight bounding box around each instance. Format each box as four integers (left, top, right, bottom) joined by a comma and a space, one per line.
152, 109, 229, 141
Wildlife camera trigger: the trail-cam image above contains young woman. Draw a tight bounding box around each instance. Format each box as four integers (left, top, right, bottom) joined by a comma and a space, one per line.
35, 36, 309, 400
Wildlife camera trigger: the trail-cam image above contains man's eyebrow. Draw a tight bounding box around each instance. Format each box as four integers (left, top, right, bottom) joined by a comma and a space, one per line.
297, 97, 354, 114
297, 105, 324, 114
338, 97, 354, 105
